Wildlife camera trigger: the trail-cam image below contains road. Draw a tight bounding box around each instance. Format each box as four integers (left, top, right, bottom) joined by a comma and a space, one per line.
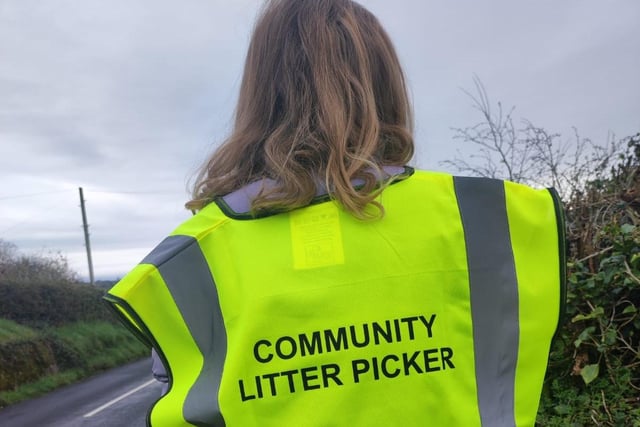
0, 358, 163, 427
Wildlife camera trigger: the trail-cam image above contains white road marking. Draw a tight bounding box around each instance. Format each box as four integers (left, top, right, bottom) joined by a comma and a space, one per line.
83, 379, 156, 418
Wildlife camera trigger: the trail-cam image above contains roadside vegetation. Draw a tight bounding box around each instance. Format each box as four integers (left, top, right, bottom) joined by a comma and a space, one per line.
0, 244, 147, 408
446, 79, 640, 425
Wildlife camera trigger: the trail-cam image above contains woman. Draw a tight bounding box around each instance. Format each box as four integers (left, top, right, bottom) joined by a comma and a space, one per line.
106, 1, 565, 426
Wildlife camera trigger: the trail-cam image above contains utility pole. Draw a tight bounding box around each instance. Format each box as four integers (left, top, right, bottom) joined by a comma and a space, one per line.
78, 187, 95, 285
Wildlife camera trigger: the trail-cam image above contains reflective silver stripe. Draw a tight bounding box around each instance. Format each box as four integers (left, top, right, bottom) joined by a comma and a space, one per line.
454, 177, 519, 427
142, 235, 227, 427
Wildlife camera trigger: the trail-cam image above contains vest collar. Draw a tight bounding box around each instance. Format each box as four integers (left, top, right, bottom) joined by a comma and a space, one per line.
214, 165, 414, 220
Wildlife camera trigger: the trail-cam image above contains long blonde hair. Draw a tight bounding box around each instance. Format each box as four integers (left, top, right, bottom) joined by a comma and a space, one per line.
187, 0, 414, 218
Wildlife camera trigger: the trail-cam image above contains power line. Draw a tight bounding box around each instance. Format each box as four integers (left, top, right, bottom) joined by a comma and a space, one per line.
0, 190, 72, 201
80, 190, 181, 196
0, 189, 180, 201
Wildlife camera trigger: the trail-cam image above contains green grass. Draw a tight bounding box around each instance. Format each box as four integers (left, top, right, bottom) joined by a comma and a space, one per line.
48, 321, 150, 370
0, 319, 37, 344
0, 369, 85, 407
0, 320, 149, 408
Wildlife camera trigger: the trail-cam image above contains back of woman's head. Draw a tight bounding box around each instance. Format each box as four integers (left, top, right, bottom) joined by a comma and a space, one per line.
188, 0, 414, 218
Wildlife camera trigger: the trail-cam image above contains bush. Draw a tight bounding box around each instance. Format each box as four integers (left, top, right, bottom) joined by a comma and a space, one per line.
0, 322, 148, 402
538, 226, 640, 425
537, 135, 640, 425
0, 319, 37, 344
0, 241, 77, 286
0, 242, 115, 327
0, 337, 56, 392
0, 241, 148, 406
0, 281, 116, 327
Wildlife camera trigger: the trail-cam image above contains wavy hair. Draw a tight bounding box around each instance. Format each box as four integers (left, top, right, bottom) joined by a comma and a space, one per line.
187, 0, 414, 218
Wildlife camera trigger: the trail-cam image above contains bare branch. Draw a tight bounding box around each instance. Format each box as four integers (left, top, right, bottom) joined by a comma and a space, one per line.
442, 78, 627, 202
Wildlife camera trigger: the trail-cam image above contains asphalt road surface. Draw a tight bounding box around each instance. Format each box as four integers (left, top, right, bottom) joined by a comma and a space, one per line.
0, 358, 163, 427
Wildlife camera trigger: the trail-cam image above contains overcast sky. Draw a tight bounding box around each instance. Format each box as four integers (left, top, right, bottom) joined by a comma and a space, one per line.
1, 0, 639, 280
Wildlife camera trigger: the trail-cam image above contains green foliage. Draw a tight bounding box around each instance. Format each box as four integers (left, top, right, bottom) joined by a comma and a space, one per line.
0, 370, 85, 407
0, 319, 37, 344
0, 281, 115, 328
0, 322, 148, 407
537, 134, 640, 424
45, 322, 148, 371
537, 367, 640, 427
0, 337, 56, 392
0, 254, 148, 407
0, 241, 114, 328
538, 226, 640, 424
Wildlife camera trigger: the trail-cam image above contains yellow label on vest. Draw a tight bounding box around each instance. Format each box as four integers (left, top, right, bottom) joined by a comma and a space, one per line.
290, 202, 344, 269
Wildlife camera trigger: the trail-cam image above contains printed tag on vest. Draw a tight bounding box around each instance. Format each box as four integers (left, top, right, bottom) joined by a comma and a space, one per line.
290, 202, 344, 269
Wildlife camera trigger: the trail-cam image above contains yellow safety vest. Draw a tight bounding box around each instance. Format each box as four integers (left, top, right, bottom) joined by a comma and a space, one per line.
105, 168, 566, 427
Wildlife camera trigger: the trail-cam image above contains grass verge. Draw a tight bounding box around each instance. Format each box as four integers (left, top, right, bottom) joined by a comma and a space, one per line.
0, 319, 37, 344
0, 320, 148, 408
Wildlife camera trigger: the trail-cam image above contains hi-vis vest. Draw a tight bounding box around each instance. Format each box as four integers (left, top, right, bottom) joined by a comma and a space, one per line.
105, 168, 566, 427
